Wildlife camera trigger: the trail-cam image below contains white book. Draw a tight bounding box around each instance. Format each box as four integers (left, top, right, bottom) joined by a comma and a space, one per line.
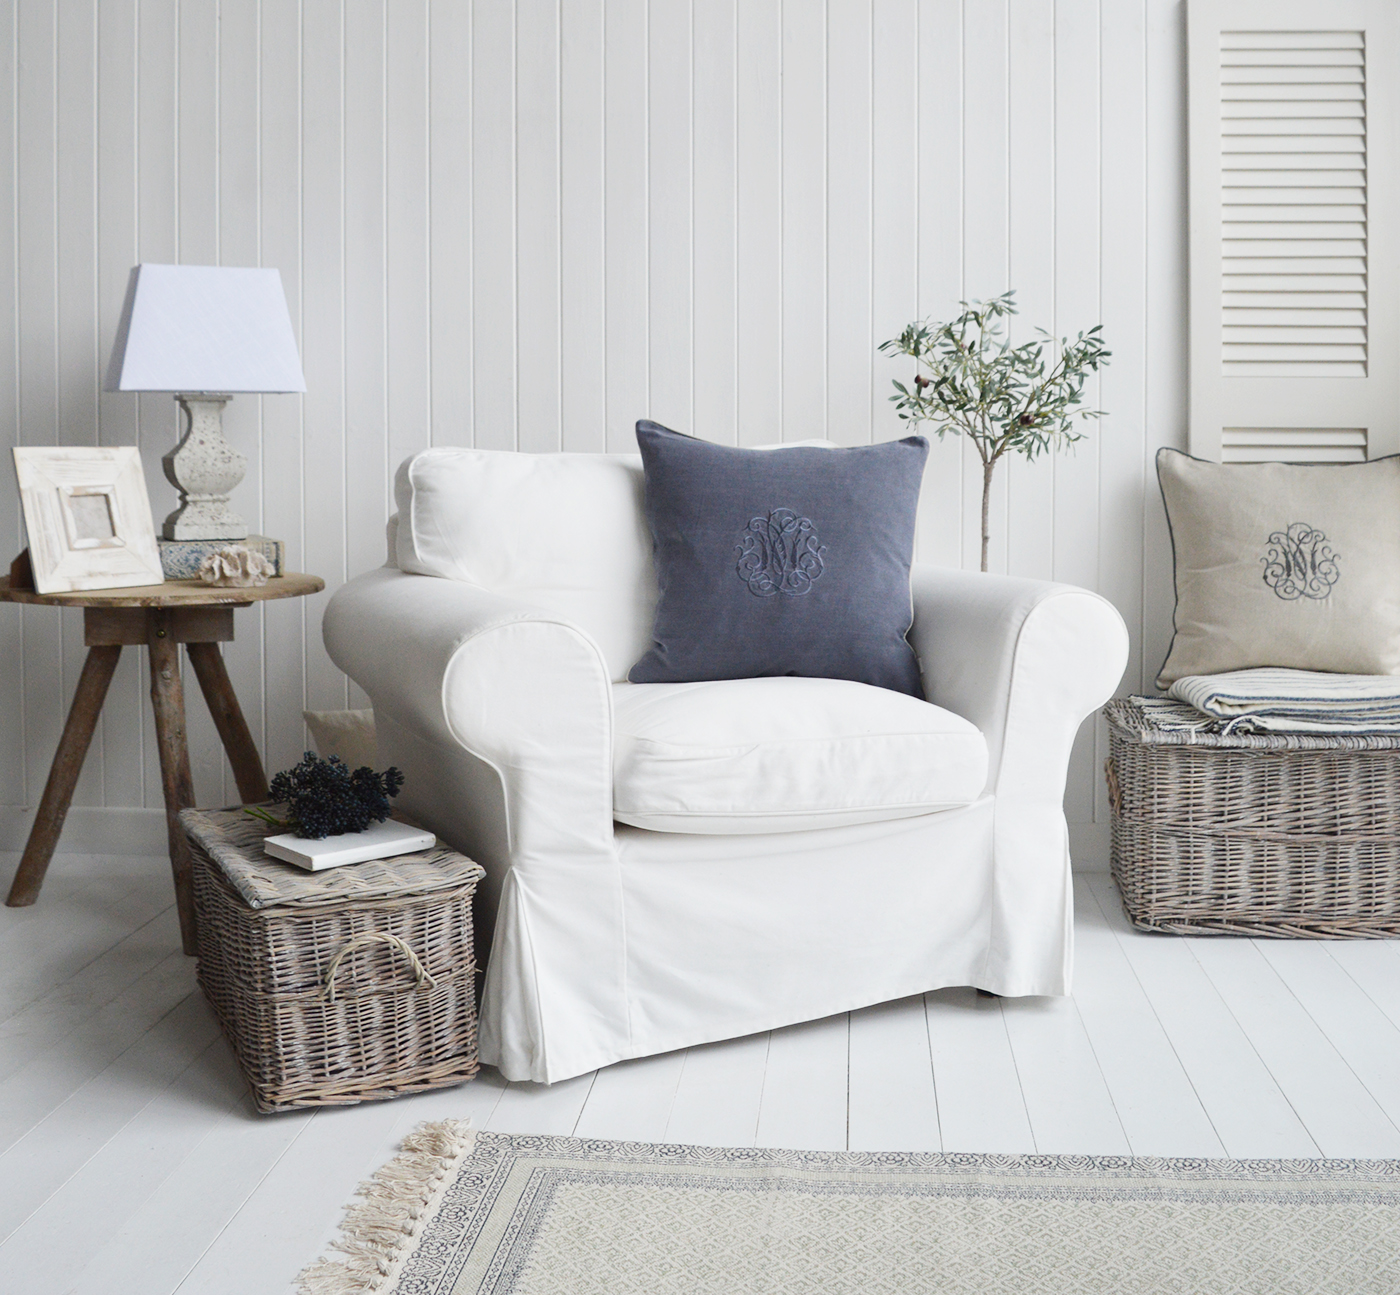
263, 818, 437, 871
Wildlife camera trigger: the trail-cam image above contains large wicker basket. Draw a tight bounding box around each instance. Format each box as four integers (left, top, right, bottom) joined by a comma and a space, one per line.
1104, 697, 1400, 938
182, 808, 485, 1113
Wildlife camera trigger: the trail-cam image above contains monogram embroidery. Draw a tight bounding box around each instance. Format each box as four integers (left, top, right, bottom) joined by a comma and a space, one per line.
736, 509, 826, 597
1261, 523, 1340, 601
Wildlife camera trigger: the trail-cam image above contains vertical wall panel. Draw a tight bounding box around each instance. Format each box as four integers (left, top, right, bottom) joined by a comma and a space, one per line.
1053, 0, 1103, 823
134, 0, 177, 809
18, 0, 65, 821
961, 0, 1010, 572
1098, 0, 1149, 817
646, 0, 692, 433
780, 0, 826, 440
912, 0, 965, 567
177, 0, 226, 807
258, 0, 307, 779
299, 0, 346, 713
1004, 0, 1057, 583
342, 0, 387, 595
0, 0, 1192, 843
0, 0, 22, 806
603, 0, 647, 450
515, 0, 562, 452
428, 0, 473, 449
826, 0, 872, 447
870, 0, 918, 450
385, 0, 430, 478
1144, 0, 1189, 695
559, 0, 605, 451
471, 0, 517, 450
734, 0, 781, 446
691, 0, 737, 443
56, 0, 101, 807
216, 0, 266, 797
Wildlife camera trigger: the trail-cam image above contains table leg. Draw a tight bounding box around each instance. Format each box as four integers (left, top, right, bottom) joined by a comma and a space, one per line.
5, 645, 122, 908
186, 641, 271, 804
148, 611, 199, 955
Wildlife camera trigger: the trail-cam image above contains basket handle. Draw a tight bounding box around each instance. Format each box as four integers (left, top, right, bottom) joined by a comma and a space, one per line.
1104, 757, 1122, 815
320, 932, 438, 1003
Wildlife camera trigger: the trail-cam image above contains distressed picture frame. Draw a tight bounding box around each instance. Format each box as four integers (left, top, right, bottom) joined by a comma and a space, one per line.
12, 446, 164, 594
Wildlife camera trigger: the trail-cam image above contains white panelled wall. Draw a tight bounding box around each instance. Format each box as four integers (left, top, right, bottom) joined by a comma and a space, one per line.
0, 0, 1186, 858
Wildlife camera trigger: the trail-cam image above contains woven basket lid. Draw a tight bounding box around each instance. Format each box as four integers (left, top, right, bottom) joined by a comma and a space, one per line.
179, 807, 483, 911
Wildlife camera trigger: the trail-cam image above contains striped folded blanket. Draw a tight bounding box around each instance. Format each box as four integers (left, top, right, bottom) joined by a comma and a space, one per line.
1167, 668, 1400, 734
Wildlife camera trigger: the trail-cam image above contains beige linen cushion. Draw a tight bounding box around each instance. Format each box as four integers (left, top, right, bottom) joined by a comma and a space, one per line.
303, 708, 378, 770
1156, 449, 1400, 686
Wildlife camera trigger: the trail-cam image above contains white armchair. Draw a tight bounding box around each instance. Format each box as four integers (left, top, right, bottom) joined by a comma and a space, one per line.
325, 448, 1128, 1083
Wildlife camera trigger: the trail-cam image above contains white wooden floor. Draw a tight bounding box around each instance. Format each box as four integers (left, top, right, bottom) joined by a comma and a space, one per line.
5, 853, 1400, 1295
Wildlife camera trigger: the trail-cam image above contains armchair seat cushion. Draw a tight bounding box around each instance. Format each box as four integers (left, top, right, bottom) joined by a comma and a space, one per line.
611, 676, 988, 834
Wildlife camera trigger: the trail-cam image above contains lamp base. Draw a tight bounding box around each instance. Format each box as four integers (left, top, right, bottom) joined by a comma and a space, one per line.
162, 394, 249, 541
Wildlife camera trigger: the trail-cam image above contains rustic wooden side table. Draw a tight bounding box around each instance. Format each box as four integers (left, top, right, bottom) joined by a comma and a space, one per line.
0, 572, 324, 953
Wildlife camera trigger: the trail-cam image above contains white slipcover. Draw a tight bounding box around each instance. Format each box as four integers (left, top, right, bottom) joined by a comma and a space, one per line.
325, 448, 1129, 1083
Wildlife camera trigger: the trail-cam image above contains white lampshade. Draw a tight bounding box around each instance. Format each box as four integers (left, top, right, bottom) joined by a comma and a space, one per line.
104, 264, 306, 394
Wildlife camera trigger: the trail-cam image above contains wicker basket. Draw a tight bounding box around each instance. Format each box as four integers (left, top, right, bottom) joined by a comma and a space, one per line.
182, 808, 485, 1113
1104, 697, 1400, 938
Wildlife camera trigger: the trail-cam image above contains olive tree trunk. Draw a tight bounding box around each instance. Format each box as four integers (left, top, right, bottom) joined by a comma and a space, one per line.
980, 458, 996, 573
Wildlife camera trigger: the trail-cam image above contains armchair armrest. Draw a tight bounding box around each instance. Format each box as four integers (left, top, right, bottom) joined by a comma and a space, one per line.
323, 568, 616, 864
908, 564, 1128, 799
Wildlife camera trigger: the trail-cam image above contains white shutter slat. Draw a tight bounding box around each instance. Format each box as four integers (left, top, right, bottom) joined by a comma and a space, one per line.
1222, 257, 1366, 273
1223, 292, 1366, 307
1222, 273, 1367, 291
1224, 53, 1363, 68
1224, 203, 1365, 218
1222, 84, 1364, 100
1222, 31, 1364, 49
1223, 192, 1365, 207
1223, 326, 1367, 342
1223, 65, 1365, 84
1225, 308, 1367, 324
1190, 0, 1399, 459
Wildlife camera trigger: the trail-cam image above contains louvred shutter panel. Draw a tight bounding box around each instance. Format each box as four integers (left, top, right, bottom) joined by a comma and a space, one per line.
1188, 0, 1400, 462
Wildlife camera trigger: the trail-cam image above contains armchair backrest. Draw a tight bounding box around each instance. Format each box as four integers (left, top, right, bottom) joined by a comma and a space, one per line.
392, 448, 656, 681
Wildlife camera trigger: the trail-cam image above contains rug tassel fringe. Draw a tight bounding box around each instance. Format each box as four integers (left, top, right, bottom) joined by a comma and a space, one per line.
296, 1118, 477, 1295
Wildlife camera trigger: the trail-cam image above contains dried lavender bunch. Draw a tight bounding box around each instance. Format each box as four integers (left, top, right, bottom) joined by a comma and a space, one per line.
246, 752, 405, 839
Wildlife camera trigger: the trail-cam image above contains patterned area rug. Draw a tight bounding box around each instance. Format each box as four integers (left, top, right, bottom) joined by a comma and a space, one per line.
297, 1122, 1400, 1294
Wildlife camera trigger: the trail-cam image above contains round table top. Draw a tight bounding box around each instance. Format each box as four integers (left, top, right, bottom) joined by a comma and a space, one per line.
0, 572, 325, 608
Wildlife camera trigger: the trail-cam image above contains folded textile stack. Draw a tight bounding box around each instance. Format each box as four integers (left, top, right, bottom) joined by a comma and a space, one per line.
1165, 668, 1400, 734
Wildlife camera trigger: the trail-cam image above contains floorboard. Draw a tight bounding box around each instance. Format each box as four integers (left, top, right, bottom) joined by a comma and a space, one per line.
664, 1031, 769, 1148
486, 1070, 598, 1137
574, 1048, 688, 1142
925, 987, 1035, 1153
0, 950, 199, 1154
1187, 935, 1400, 1158
0, 992, 220, 1243
0, 904, 181, 1083
1073, 882, 1224, 1157
3, 855, 1400, 1295
755, 1013, 849, 1152
1086, 873, 1320, 1159
847, 995, 941, 1152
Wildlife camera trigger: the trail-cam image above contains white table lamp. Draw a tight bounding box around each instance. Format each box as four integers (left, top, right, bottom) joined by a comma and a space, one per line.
105, 264, 306, 541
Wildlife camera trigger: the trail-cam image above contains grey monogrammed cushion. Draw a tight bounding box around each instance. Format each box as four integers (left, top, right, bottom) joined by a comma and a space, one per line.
1156, 448, 1400, 686
629, 421, 929, 696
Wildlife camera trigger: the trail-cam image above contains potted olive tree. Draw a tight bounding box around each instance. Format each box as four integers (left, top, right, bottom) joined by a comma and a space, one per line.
880, 292, 1109, 572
